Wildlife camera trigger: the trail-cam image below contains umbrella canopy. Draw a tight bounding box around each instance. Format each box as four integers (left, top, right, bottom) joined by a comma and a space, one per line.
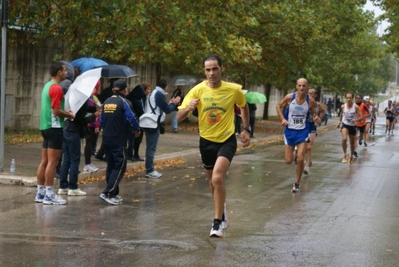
70, 57, 108, 73
60, 60, 75, 81
94, 64, 136, 78
170, 75, 197, 87
64, 68, 102, 114
245, 91, 267, 104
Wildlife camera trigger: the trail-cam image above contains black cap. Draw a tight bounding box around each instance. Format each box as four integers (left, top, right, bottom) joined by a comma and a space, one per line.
113, 79, 127, 91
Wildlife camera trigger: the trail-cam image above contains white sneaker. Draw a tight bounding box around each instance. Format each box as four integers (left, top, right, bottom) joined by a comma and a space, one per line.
291, 183, 300, 193
83, 164, 99, 172
68, 188, 87, 196
58, 188, 68, 195
145, 170, 162, 179
303, 166, 309, 175
43, 193, 67, 205
99, 193, 120, 205
210, 221, 223, 238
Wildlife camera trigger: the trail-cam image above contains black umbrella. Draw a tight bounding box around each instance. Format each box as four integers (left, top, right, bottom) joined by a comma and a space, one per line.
94, 64, 137, 78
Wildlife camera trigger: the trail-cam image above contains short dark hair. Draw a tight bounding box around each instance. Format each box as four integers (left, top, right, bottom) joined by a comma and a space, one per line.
345, 92, 354, 98
157, 79, 168, 89
203, 54, 222, 67
49, 61, 64, 77
355, 93, 362, 100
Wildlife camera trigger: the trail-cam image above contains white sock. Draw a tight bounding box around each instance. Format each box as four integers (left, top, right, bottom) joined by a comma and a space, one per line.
37, 185, 45, 194
45, 186, 54, 196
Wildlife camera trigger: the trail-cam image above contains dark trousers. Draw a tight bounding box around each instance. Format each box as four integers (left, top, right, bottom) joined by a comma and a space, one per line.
127, 132, 135, 158
235, 115, 242, 134
249, 116, 255, 137
84, 128, 97, 165
102, 144, 127, 198
134, 130, 144, 158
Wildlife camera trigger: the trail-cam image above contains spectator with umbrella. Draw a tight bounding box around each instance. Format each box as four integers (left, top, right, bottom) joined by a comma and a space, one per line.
70, 57, 108, 73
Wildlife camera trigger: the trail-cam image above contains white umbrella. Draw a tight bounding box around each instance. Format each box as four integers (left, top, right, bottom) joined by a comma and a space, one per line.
170, 75, 197, 87
64, 68, 102, 114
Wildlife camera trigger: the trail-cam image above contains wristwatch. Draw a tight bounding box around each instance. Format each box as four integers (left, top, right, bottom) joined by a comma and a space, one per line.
243, 126, 251, 133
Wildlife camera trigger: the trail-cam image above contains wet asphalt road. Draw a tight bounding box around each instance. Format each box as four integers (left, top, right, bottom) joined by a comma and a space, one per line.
0, 117, 398, 267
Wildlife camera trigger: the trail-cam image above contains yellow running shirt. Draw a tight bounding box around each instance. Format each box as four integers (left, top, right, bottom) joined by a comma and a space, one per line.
179, 80, 246, 143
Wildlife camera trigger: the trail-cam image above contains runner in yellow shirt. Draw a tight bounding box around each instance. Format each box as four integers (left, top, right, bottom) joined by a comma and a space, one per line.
177, 54, 250, 238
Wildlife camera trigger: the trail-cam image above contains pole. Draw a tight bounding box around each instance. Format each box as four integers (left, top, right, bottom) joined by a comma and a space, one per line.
0, 0, 7, 172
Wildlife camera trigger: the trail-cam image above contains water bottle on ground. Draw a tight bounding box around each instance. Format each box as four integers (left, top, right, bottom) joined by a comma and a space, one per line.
10, 159, 15, 175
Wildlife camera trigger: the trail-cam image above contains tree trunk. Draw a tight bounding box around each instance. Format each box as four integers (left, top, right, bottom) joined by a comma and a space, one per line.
156, 62, 163, 82
262, 83, 272, 120
316, 86, 322, 102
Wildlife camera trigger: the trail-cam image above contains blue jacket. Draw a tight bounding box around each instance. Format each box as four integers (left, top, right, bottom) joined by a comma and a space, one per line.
100, 93, 140, 146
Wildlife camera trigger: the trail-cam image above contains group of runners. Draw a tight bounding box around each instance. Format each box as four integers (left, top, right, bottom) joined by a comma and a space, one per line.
276, 78, 385, 193
384, 99, 399, 136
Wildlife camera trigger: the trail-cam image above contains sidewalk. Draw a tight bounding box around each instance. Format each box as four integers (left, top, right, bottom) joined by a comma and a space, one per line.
0, 118, 338, 186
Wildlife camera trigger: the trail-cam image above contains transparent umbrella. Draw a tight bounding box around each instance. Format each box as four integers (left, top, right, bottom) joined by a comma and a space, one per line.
64, 68, 102, 114
170, 75, 197, 87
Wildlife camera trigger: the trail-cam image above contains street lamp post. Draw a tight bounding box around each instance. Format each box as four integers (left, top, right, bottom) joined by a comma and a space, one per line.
0, 0, 7, 172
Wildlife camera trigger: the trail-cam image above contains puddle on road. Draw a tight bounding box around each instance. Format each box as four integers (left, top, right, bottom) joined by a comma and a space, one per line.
117, 239, 197, 251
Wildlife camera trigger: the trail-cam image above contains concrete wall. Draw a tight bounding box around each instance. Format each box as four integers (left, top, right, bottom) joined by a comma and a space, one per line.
2, 31, 160, 130
5, 32, 66, 130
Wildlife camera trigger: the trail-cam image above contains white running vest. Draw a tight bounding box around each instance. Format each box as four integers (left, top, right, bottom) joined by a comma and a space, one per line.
287, 93, 309, 130
342, 104, 356, 126
366, 104, 373, 123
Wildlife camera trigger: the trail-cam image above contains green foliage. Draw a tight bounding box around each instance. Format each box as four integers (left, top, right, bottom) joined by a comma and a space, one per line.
7, 0, 392, 95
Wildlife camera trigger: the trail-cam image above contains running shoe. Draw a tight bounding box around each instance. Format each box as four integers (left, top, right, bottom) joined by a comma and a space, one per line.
99, 193, 120, 205
43, 193, 67, 205
34, 192, 45, 203
83, 164, 99, 172
353, 151, 358, 158
348, 157, 354, 165
145, 170, 162, 179
116, 195, 123, 202
58, 188, 68, 195
221, 203, 229, 230
210, 220, 223, 238
303, 166, 309, 175
342, 155, 347, 163
99, 193, 106, 201
364, 142, 367, 147
67, 188, 87, 196
309, 161, 313, 167
291, 183, 300, 193
359, 140, 362, 146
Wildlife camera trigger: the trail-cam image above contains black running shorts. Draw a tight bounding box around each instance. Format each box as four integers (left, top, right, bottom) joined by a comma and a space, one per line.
199, 134, 237, 170
41, 128, 63, 150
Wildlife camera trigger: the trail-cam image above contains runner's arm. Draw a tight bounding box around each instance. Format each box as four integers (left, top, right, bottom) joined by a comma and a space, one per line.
276, 94, 292, 126
309, 98, 321, 124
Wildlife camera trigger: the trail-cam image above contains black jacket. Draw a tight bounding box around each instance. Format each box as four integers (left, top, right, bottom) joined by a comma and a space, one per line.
64, 100, 97, 133
100, 93, 140, 146
126, 84, 146, 118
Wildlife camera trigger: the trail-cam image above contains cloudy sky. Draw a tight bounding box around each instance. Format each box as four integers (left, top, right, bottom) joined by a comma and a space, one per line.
364, 0, 389, 35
